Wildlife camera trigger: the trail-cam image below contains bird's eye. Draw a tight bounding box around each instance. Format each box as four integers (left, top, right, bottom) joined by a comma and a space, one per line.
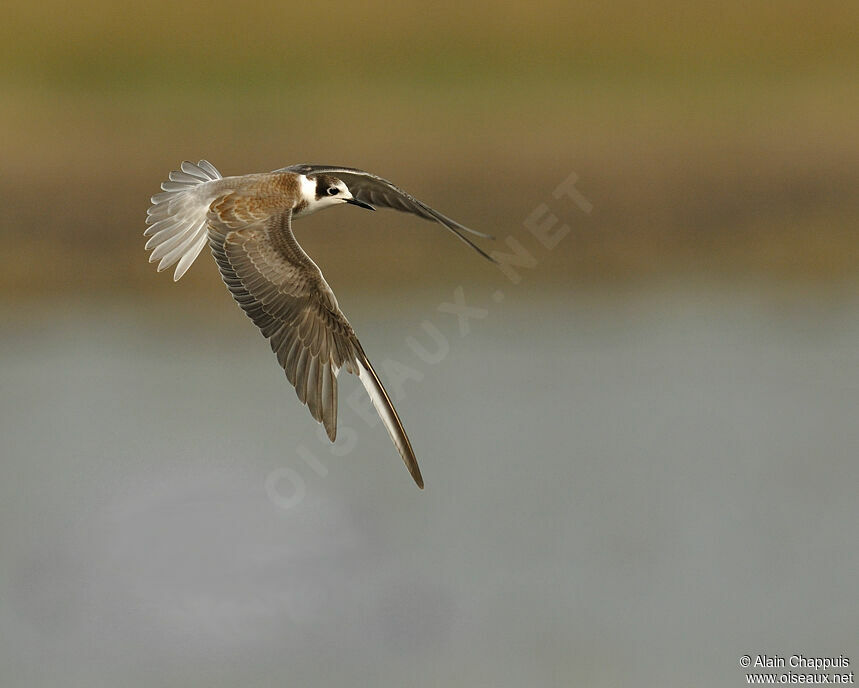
327, 187, 339, 196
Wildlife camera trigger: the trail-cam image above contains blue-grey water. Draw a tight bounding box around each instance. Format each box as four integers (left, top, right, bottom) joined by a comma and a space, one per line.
1, 286, 858, 687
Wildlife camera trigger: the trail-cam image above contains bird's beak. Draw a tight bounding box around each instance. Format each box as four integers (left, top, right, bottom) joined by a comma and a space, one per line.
346, 197, 375, 211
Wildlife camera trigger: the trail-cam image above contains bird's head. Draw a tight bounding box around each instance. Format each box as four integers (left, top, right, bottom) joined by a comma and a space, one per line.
300, 174, 375, 214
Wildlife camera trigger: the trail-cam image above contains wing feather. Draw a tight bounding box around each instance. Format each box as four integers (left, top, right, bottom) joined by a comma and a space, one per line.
279, 164, 496, 262
207, 200, 423, 487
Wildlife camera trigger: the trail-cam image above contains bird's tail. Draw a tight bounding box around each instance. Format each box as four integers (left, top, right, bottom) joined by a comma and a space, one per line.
144, 160, 223, 281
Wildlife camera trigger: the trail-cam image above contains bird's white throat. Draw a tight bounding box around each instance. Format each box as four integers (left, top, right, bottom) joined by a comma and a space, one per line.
296, 173, 344, 217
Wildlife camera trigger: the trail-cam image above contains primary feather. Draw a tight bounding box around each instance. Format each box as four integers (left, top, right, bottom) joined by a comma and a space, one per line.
145, 160, 493, 487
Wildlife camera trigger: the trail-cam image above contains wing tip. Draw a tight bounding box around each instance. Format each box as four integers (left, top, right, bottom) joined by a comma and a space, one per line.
355, 357, 424, 489
323, 417, 337, 442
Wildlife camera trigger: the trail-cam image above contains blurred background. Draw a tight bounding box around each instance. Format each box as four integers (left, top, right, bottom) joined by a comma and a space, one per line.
1, 2, 858, 686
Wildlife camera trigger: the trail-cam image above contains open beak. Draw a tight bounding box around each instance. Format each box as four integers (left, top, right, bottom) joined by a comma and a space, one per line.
346, 197, 375, 211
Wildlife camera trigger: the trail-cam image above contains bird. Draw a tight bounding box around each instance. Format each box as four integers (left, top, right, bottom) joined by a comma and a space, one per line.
144, 160, 493, 488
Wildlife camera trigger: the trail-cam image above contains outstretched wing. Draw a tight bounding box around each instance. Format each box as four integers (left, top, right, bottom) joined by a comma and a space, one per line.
207, 194, 423, 488
279, 164, 496, 262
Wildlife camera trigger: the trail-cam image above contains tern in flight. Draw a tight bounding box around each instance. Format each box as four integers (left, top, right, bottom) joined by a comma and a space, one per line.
144, 160, 493, 488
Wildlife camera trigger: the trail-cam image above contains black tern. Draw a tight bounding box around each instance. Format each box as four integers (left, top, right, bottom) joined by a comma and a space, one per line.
145, 161, 493, 488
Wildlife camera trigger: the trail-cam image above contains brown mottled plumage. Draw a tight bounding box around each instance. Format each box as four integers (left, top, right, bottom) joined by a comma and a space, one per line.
144, 160, 493, 488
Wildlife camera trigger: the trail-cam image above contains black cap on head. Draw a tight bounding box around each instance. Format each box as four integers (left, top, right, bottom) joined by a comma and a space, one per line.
313, 174, 340, 200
